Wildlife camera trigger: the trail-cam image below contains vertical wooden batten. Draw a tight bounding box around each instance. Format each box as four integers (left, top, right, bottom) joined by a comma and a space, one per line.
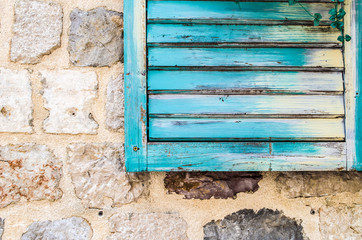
124, 0, 148, 171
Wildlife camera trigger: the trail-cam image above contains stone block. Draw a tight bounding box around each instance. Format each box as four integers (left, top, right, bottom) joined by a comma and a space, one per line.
40, 70, 98, 134
108, 212, 188, 240
21, 217, 92, 240
204, 208, 306, 240
106, 74, 124, 131
67, 143, 149, 208
276, 172, 362, 198
69, 7, 123, 67
11, 0, 63, 64
165, 172, 262, 200
320, 205, 362, 240
0, 68, 32, 133
0, 144, 62, 208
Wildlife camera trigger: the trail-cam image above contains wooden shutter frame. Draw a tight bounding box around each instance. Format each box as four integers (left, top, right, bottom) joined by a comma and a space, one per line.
124, 0, 361, 172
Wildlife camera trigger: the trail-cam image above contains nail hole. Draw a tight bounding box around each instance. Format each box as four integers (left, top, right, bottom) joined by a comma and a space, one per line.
310, 209, 316, 215
98, 211, 103, 217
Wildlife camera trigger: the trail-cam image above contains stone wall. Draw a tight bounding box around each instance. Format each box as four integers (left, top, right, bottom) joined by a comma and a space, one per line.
0, 0, 361, 239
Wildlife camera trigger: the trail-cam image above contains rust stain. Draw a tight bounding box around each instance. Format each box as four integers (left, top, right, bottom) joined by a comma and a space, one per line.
8, 159, 23, 169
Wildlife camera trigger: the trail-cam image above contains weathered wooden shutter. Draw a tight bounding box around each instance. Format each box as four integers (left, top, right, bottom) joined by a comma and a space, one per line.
124, 0, 362, 171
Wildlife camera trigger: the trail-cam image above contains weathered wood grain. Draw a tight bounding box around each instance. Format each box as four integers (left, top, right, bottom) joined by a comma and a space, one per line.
149, 95, 344, 115
148, 71, 344, 93
148, 24, 340, 43
148, 47, 343, 67
147, 142, 346, 171
149, 118, 345, 141
124, 0, 148, 172
147, 1, 334, 22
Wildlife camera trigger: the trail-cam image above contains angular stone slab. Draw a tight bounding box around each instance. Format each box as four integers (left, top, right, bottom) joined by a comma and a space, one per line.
11, 0, 63, 64
106, 74, 124, 131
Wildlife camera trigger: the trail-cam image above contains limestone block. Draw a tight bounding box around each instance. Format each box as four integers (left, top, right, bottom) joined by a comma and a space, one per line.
320, 205, 362, 240
40, 70, 98, 134
0, 218, 4, 240
165, 172, 262, 200
0, 68, 32, 133
67, 143, 149, 208
108, 212, 188, 240
69, 8, 123, 67
204, 208, 307, 240
276, 172, 362, 198
0, 144, 62, 208
11, 0, 63, 64
21, 217, 92, 240
106, 74, 124, 131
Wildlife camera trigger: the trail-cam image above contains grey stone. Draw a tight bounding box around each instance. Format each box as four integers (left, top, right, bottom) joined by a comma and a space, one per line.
67, 143, 149, 208
320, 205, 362, 240
276, 172, 362, 198
106, 74, 124, 131
0, 144, 62, 208
204, 208, 306, 240
0, 68, 32, 133
108, 212, 189, 240
21, 217, 92, 240
165, 172, 262, 200
11, 0, 63, 64
69, 7, 123, 67
40, 70, 99, 134
0, 218, 4, 240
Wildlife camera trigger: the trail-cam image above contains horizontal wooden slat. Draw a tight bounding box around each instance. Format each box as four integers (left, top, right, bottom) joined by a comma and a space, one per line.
149, 95, 344, 115
149, 118, 345, 141
148, 71, 344, 93
146, 142, 346, 171
147, 1, 334, 22
147, 24, 340, 44
148, 48, 343, 67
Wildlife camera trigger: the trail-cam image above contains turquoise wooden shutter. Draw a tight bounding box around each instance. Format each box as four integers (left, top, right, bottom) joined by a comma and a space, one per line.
124, 0, 362, 172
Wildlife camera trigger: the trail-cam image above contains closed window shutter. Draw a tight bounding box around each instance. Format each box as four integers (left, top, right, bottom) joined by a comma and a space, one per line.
125, 0, 361, 172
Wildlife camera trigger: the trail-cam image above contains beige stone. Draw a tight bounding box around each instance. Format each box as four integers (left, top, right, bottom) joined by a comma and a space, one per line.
11, 0, 63, 64
320, 205, 362, 240
40, 70, 98, 134
0, 144, 62, 208
0, 218, 4, 240
106, 74, 124, 131
67, 143, 149, 208
0, 68, 32, 133
21, 217, 92, 240
69, 7, 123, 67
276, 172, 362, 198
108, 212, 189, 240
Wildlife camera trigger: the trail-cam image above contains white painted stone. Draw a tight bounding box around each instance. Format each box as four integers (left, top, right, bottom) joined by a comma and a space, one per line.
0, 144, 62, 208
108, 212, 189, 240
11, 0, 63, 64
0, 68, 32, 133
40, 70, 98, 134
21, 217, 92, 240
69, 8, 123, 67
320, 205, 362, 240
106, 74, 124, 131
67, 143, 149, 208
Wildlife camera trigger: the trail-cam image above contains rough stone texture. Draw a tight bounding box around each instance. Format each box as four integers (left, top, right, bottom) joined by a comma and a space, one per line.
106, 74, 124, 131
11, 0, 63, 64
0, 68, 32, 132
204, 208, 306, 240
69, 7, 123, 67
164, 172, 262, 200
40, 70, 99, 134
0, 144, 62, 208
67, 143, 149, 208
108, 212, 188, 240
320, 205, 362, 240
276, 172, 362, 198
21, 217, 92, 240
0, 218, 4, 240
